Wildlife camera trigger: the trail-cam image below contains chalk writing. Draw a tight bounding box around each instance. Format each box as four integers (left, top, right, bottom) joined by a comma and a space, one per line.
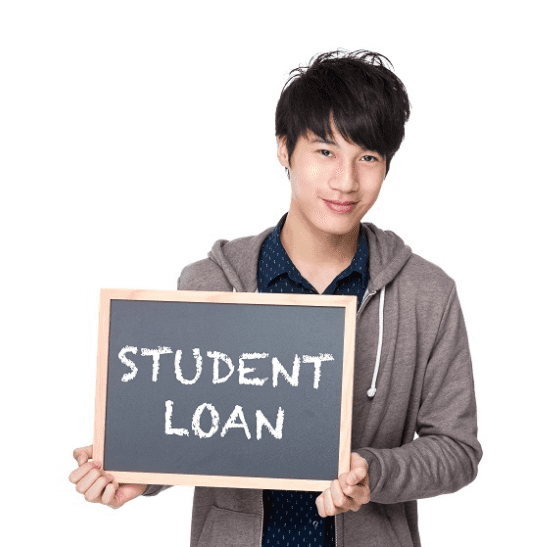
119, 346, 333, 442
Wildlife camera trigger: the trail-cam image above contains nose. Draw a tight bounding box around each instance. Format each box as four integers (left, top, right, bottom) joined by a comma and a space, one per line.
330, 160, 358, 193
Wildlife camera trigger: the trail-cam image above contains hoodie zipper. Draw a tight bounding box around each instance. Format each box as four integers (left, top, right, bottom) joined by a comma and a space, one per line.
357, 288, 377, 318
259, 490, 263, 547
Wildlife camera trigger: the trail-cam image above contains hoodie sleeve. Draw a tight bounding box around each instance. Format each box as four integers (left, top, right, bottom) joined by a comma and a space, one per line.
356, 283, 482, 504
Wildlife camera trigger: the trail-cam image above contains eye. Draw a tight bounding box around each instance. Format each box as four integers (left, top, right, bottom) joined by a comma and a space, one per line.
361, 155, 377, 162
318, 149, 334, 157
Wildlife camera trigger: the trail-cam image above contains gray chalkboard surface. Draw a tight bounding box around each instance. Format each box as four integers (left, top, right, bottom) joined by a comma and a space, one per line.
93, 289, 356, 491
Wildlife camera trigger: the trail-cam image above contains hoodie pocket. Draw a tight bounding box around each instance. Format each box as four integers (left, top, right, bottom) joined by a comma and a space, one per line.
372, 504, 414, 547
344, 503, 412, 547
197, 506, 260, 547
367, 506, 399, 547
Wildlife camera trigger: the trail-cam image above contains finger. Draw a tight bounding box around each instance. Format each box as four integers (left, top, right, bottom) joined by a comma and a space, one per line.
339, 472, 355, 497
108, 481, 127, 509
351, 452, 368, 467
323, 487, 337, 517
349, 453, 369, 482
345, 466, 368, 486
75, 468, 102, 495
330, 479, 349, 511
101, 481, 118, 507
84, 474, 111, 503
315, 493, 327, 518
339, 468, 370, 504
340, 469, 366, 492
73, 445, 93, 466
69, 461, 99, 484
339, 483, 369, 506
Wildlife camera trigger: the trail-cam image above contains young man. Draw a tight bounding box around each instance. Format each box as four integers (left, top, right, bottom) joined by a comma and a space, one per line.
70, 50, 482, 547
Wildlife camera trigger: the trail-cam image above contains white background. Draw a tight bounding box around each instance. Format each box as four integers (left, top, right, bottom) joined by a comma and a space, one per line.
2, 1, 551, 545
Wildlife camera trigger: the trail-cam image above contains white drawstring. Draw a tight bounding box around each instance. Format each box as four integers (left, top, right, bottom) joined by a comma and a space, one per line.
367, 285, 385, 398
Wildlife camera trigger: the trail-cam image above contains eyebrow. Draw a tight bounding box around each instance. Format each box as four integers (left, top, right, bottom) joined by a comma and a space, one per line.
310, 136, 339, 147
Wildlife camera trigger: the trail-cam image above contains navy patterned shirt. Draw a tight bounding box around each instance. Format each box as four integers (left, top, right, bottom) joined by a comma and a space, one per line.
257, 213, 370, 547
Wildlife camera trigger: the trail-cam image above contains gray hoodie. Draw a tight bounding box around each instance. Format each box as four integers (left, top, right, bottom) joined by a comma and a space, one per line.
144, 221, 482, 547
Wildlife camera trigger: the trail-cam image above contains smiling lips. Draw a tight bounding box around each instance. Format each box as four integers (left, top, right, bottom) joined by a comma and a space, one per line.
323, 199, 356, 214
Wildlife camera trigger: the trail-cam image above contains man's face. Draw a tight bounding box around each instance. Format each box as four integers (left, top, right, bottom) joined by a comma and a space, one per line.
277, 124, 387, 239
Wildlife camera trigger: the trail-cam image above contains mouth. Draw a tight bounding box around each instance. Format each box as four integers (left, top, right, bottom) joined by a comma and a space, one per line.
323, 199, 357, 214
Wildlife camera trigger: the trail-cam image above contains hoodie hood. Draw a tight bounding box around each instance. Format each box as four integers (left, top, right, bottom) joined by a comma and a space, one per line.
207, 221, 413, 294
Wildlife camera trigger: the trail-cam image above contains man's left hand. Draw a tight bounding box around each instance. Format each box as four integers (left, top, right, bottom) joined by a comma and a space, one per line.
315, 452, 370, 518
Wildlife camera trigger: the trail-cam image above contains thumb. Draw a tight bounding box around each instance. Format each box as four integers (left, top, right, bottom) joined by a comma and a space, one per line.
349, 453, 369, 483
73, 445, 93, 466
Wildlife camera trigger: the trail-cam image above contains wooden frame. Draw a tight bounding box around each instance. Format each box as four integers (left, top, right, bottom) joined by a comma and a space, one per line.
94, 288, 357, 491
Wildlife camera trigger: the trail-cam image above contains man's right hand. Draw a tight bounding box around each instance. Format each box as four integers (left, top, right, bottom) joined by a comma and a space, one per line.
69, 445, 147, 509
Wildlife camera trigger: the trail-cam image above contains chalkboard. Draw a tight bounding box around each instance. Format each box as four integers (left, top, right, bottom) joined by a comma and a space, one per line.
93, 289, 356, 491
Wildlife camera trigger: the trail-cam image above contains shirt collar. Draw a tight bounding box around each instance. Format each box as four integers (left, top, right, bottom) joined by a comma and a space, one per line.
258, 213, 369, 292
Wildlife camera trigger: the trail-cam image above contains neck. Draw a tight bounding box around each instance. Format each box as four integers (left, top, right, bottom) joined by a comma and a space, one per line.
280, 209, 359, 269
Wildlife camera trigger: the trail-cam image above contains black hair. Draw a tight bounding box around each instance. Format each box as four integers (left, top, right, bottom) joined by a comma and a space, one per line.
275, 49, 410, 176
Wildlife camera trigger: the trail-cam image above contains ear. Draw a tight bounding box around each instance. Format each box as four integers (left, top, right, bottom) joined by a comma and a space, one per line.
276, 136, 290, 168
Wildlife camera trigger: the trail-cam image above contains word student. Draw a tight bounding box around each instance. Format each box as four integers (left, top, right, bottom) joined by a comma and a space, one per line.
118, 345, 335, 389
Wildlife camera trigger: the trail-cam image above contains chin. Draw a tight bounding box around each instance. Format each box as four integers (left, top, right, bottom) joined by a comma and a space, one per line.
313, 215, 359, 237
